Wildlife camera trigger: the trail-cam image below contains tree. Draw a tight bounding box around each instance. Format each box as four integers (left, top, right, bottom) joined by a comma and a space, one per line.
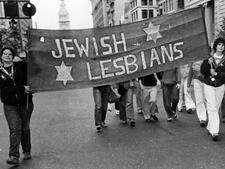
0, 19, 21, 54
218, 17, 225, 39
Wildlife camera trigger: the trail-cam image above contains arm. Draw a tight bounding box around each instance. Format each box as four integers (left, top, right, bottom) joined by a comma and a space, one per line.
200, 58, 211, 77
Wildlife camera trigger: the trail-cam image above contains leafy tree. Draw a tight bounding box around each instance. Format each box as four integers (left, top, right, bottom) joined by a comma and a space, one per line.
218, 17, 225, 38
0, 19, 21, 54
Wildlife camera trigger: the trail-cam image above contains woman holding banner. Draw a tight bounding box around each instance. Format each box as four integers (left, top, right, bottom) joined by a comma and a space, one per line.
0, 46, 34, 165
200, 37, 225, 141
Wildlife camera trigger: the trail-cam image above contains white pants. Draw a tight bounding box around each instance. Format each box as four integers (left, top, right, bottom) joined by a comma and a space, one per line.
141, 86, 158, 120
204, 84, 225, 135
193, 79, 207, 122
178, 77, 195, 110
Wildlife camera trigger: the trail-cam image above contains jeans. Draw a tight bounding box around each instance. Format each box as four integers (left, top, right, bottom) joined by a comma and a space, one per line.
93, 86, 110, 126
4, 102, 34, 158
162, 83, 179, 118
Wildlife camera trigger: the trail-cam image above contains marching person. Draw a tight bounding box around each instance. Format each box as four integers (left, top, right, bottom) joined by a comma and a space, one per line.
178, 64, 196, 114
138, 74, 159, 122
187, 60, 207, 127
93, 85, 110, 132
0, 46, 34, 165
200, 37, 225, 141
118, 80, 136, 127
157, 68, 181, 121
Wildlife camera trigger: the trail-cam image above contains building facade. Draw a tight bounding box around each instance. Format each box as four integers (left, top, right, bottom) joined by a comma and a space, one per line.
129, 0, 158, 22
185, 0, 225, 42
157, 0, 184, 15
106, 0, 130, 26
90, 0, 108, 27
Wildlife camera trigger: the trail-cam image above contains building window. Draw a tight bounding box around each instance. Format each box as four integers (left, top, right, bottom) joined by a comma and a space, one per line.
141, 0, 153, 6
149, 0, 153, 6
141, 0, 147, 6
149, 10, 153, 18
142, 10, 153, 19
142, 10, 147, 19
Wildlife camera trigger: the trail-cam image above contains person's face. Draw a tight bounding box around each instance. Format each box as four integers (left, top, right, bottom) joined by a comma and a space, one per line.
1, 49, 14, 63
216, 42, 225, 53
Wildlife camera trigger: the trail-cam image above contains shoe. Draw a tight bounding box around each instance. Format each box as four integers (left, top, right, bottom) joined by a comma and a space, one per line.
172, 111, 178, 119
145, 119, 151, 123
23, 152, 32, 160
101, 122, 108, 128
167, 117, 173, 122
130, 121, 135, 127
137, 110, 143, 114
212, 134, 219, 141
200, 120, 207, 127
150, 114, 158, 121
187, 109, 193, 114
115, 110, 120, 115
121, 120, 127, 125
6, 156, 19, 165
96, 125, 102, 133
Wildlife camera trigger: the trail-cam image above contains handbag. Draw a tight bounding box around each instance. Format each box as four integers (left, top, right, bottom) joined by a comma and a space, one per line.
108, 87, 120, 103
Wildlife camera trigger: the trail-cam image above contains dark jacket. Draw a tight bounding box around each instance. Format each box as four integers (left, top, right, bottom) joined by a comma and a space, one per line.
138, 74, 157, 87
0, 61, 32, 106
200, 56, 225, 87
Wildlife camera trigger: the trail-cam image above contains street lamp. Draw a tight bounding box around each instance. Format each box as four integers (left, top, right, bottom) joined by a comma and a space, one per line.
0, 1, 36, 19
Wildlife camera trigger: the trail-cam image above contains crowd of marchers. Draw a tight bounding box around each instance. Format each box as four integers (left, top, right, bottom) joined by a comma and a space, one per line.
92, 37, 225, 143
1, 37, 225, 166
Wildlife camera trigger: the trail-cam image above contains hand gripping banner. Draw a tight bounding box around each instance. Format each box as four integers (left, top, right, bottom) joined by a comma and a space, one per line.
28, 6, 209, 92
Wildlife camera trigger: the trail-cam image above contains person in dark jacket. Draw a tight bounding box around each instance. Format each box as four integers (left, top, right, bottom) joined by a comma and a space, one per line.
200, 37, 225, 141
157, 68, 181, 121
138, 74, 159, 122
117, 80, 136, 127
0, 46, 33, 165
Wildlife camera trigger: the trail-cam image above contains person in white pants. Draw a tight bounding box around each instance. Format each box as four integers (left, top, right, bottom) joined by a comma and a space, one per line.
200, 37, 225, 141
187, 60, 207, 127
178, 64, 195, 113
138, 74, 159, 122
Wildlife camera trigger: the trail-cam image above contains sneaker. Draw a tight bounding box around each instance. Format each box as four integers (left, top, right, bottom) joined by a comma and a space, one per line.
167, 117, 173, 122
96, 125, 102, 133
212, 133, 219, 141
6, 156, 19, 165
200, 120, 207, 127
145, 118, 151, 123
172, 111, 177, 119
187, 109, 194, 114
101, 122, 108, 128
137, 110, 143, 114
115, 110, 120, 115
130, 121, 135, 127
121, 120, 127, 125
23, 152, 32, 160
150, 114, 158, 121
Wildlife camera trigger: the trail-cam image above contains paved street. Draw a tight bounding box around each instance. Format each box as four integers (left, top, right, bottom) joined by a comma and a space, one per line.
0, 88, 225, 169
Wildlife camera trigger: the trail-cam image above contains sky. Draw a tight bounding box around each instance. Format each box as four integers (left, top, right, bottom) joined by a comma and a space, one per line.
30, 0, 93, 30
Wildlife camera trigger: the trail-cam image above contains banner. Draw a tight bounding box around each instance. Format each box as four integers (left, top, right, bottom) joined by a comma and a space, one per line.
28, 7, 209, 92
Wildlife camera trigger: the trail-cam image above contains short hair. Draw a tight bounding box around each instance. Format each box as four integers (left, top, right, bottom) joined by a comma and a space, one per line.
213, 37, 225, 52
